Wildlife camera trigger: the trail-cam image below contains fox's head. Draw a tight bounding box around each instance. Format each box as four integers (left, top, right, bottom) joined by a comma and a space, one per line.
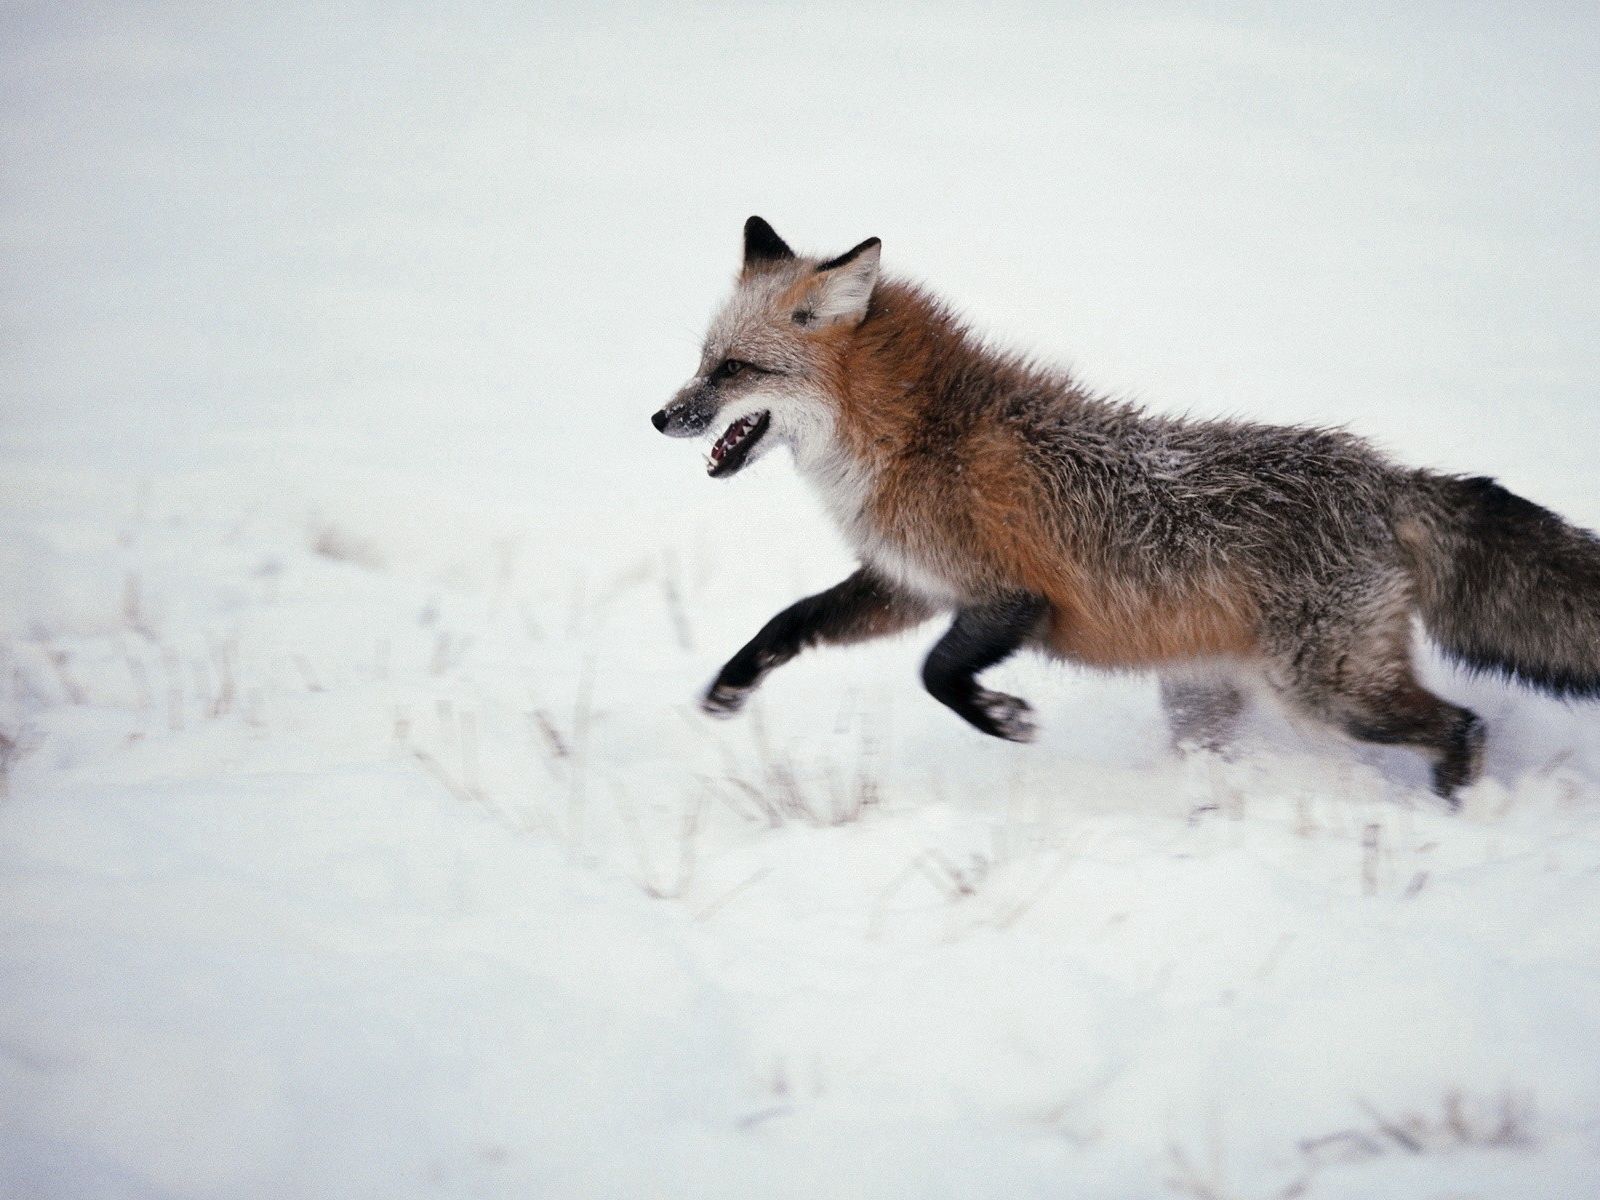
652, 216, 880, 478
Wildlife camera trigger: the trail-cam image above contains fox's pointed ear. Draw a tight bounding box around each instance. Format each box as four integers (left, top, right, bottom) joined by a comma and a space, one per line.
807, 237, 881, 326
743, 216, 795, 268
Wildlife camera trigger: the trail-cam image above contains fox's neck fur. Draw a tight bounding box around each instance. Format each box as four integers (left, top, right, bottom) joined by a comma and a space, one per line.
792, 279, 1087, 604
820, 280, 1077, 451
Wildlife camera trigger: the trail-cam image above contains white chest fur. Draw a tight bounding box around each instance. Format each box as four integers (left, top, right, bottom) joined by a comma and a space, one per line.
794, 441, 962, 606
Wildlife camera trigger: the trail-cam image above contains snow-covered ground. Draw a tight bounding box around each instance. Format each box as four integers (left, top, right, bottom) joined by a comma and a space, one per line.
4, 4, 1600, 1196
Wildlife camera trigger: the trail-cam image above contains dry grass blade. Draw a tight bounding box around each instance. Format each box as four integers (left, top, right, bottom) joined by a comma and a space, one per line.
1353, 1096, 1422, 1153
207, 638, 237, 718
47, 647, 86, 705
565, 661, 597, 856
122, 570, 158, 640
293, 654, 324, 693
534, 709, 570, 759
0, 726, 24, 802
410, 744, 524, 835
693, 867, 771, 921
1360, 822, 1381, 897
659, 549, 694, 651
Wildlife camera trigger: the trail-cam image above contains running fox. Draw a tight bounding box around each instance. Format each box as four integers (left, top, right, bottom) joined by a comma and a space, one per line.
652, 217, 1600, 802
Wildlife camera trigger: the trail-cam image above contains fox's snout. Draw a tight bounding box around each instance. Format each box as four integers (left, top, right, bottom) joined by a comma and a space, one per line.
652, 385, 715, 438
650, 401, 700, 437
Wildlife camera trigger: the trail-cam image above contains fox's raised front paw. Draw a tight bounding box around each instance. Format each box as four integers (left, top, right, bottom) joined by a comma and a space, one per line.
968, 689, 1035, 743
700, 681, 752, 718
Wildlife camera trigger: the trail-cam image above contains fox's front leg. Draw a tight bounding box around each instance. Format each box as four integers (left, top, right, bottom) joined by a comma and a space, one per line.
921, 592, 1049, 742
702, 568, 934, 716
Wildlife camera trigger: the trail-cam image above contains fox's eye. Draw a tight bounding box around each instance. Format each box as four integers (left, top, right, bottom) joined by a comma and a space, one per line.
721, 359, 745, 379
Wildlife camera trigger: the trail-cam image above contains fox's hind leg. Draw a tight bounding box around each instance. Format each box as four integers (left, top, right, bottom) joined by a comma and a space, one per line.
1296, 671, 1483, 803
702, 568, 934, 717
921, 592, 1049, 742
1265, 578, 1483, 804
1159, 669, 1248, 753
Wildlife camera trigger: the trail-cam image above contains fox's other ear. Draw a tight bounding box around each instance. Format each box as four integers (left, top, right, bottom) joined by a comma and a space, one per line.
808, 237, 881, 326
743, 216, 795, 268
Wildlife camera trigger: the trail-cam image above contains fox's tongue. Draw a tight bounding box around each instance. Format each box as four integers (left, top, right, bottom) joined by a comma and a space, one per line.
708, 415, 760, 473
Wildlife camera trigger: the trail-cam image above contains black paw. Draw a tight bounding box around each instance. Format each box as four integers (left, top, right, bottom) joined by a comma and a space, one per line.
962, 689, 1036, 743
701, 680, 753, 718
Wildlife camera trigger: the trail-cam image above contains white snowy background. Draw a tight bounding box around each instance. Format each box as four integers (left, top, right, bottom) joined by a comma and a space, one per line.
4, 3, 1600, 1197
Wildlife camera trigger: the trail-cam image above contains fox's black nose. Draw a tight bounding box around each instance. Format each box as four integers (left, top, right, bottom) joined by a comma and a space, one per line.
651, 409, 669, 433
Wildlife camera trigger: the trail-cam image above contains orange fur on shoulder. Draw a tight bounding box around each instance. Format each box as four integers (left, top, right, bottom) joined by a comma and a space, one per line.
819, 283, 1263, 668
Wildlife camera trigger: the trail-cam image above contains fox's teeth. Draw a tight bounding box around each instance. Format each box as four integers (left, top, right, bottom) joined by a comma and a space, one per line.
705, 410, 769, 475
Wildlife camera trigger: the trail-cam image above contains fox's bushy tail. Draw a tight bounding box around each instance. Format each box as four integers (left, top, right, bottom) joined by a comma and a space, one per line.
1402, 473, 1600, 697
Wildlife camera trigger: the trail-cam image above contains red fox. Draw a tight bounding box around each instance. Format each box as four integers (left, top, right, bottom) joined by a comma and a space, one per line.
652, 217, 1600, 802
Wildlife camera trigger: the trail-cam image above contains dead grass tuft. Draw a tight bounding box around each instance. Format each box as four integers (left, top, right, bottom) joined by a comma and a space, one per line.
709, 709, 884, 828
1166, 1089, 1536, 1199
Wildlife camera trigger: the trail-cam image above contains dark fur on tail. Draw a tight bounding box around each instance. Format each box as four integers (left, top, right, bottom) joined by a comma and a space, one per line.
1406, 474, 1600, 698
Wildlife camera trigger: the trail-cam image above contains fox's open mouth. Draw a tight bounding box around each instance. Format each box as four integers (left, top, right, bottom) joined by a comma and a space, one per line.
707, 410, 770, 478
